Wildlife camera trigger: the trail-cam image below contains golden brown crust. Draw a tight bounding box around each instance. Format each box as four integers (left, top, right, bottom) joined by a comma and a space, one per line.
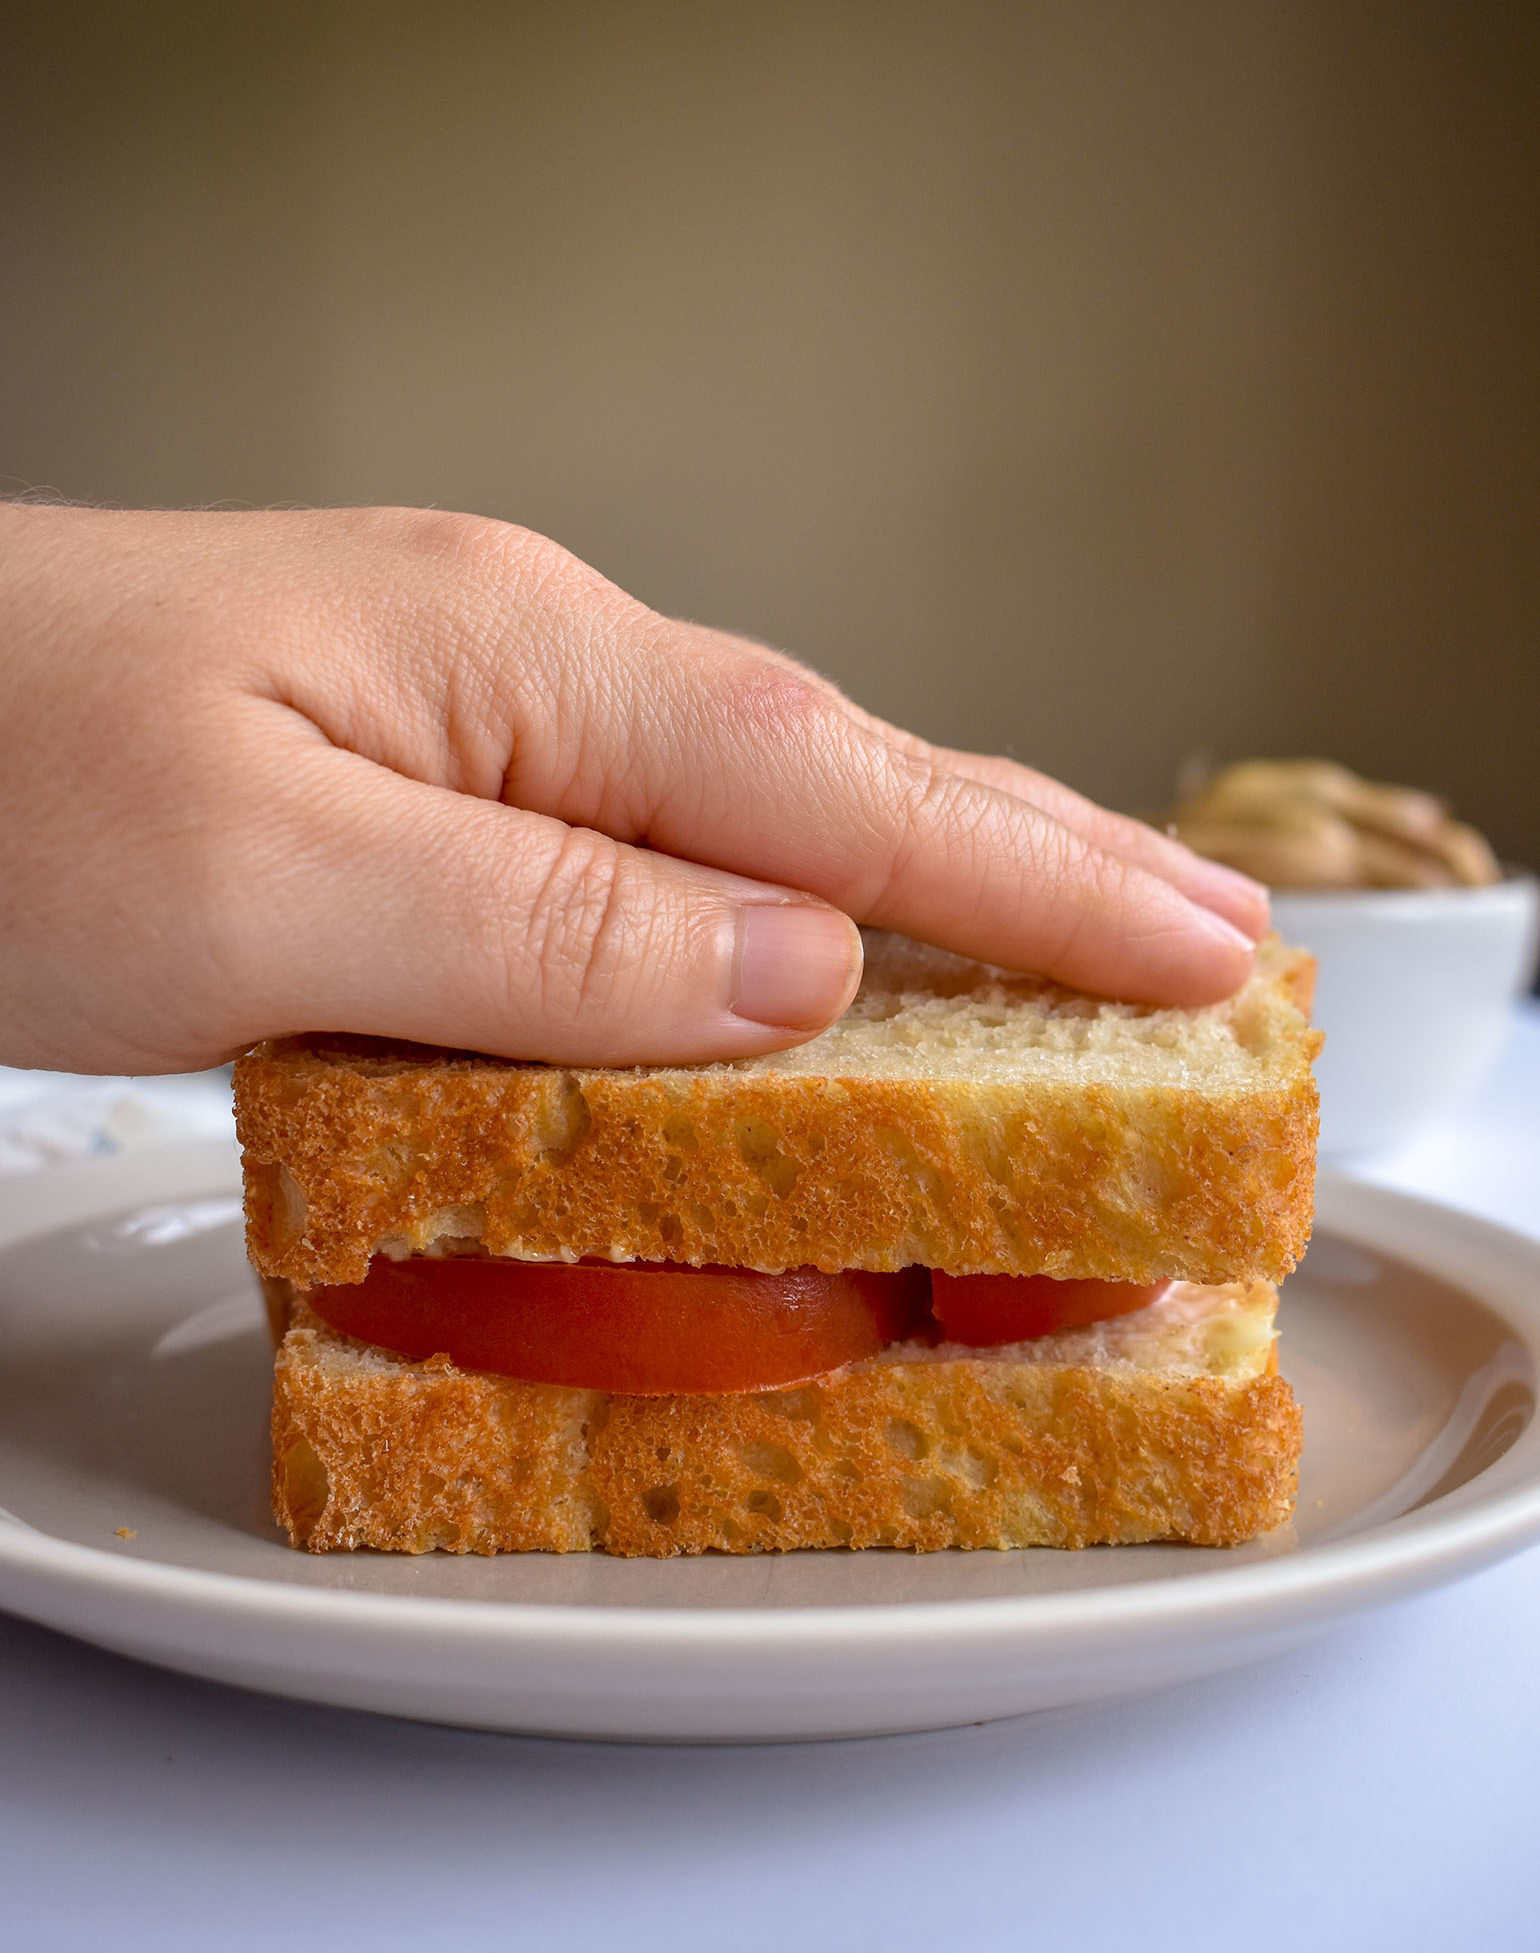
235, 940, 1320, 1289
271, 1300, 1302, 1556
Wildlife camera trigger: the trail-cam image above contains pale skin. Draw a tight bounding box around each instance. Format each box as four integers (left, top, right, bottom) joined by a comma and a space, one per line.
0, 504, 1268, 1075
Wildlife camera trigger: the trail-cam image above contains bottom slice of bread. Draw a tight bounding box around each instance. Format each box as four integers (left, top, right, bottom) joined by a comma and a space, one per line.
271, 1283, 1301, 1555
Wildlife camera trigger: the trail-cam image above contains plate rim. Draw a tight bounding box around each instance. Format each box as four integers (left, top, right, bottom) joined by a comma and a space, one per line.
0, 1145, 1539, 1661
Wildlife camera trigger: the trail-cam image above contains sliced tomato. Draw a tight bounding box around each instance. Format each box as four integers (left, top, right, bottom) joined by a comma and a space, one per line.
929, 1272, 1172, 1347
308, 1258, 931, 1395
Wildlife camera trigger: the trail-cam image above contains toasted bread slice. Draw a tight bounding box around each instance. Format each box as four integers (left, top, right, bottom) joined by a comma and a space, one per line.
235, 932, 1320, 1291
270, 1281, 1301, 1555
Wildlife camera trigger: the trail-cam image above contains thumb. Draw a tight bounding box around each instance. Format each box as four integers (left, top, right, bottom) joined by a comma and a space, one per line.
239, 754, 864, 1065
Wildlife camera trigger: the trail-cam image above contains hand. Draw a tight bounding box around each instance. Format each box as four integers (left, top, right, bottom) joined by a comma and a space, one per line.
0, 504, 1267, 1073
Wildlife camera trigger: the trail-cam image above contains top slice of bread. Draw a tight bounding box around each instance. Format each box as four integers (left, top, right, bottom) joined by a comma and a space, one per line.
234, 931, 1320, 1289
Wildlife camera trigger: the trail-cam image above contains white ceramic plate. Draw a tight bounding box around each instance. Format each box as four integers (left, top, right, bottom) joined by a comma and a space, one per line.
0, 1142, 1537, 1743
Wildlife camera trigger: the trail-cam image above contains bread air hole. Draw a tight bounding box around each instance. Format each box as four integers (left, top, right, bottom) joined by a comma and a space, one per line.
253, 1163, 308, 1248
369, 1137, 422, 1180
642, 1485, 680, 1525
871, 1126, 942, 1206
734, 1116, 800, 1198
759, 1387, 820, 1423
900, 1477, 954, 1523
744, 1489, 783, 1522
885, 1418, 928, 1461
955, 1449, 999, 1489
279, 1437, 329, 1538
535, 1077, 592, 1165
738, 1441, 803, 1485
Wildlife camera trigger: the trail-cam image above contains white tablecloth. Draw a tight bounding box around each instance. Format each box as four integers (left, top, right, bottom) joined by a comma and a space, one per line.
2, 1016, 1538, 1950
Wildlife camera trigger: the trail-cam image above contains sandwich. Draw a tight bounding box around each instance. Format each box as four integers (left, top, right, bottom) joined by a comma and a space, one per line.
233, 931, 1320, 1556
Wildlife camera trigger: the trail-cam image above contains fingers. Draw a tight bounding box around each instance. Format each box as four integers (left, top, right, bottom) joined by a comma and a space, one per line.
253, 512, 1261, 1009
840, 721, 1271, 943
608, 630, 1269, 941
233, 740, 864, 1065
483, 621, 1258, 1007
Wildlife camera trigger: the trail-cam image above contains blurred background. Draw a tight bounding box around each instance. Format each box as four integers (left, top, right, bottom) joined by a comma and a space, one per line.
4, 1, 1536, 865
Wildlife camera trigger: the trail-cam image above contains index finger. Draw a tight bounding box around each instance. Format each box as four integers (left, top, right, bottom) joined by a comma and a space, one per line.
844, 716, 1271, 943
498, 616, 1258, 1007
273, 516, 1258, 1007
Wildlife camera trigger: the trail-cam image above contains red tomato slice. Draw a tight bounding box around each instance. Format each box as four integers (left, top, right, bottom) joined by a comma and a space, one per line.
309, 1258, 931, 1395
929, 1272, 1173, 1346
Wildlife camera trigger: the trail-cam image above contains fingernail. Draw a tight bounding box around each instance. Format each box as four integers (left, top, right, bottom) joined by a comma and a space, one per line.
732, 905, 863, 1029
1186, 854, 1265, 899
1183, 859, 1270, 939
1194, 905, 1259, 956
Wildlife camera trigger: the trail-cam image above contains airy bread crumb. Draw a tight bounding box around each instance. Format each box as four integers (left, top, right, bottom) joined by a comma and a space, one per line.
235, 932, 1320, 1289
271, 1282, 1301, 1556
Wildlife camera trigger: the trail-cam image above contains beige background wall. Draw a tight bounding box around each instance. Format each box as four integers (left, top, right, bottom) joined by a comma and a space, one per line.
5, 2, 1537, 864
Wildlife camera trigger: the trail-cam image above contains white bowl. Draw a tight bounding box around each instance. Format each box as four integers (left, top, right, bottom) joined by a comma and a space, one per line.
1269, 875, 1540, 1158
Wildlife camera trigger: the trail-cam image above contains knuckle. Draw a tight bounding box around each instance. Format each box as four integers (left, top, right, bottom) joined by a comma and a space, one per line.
431, 516, 636, 654
476, 519, 570, 591
377, 505, 512, 565
886, 753, 978, 867
465, 520, 617, 622
378, 508, 576, 598
1024, 816, 1101, 916
516, 826, 635, 1016
713, 650, 846, 748
1036, 841, 1139, 968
